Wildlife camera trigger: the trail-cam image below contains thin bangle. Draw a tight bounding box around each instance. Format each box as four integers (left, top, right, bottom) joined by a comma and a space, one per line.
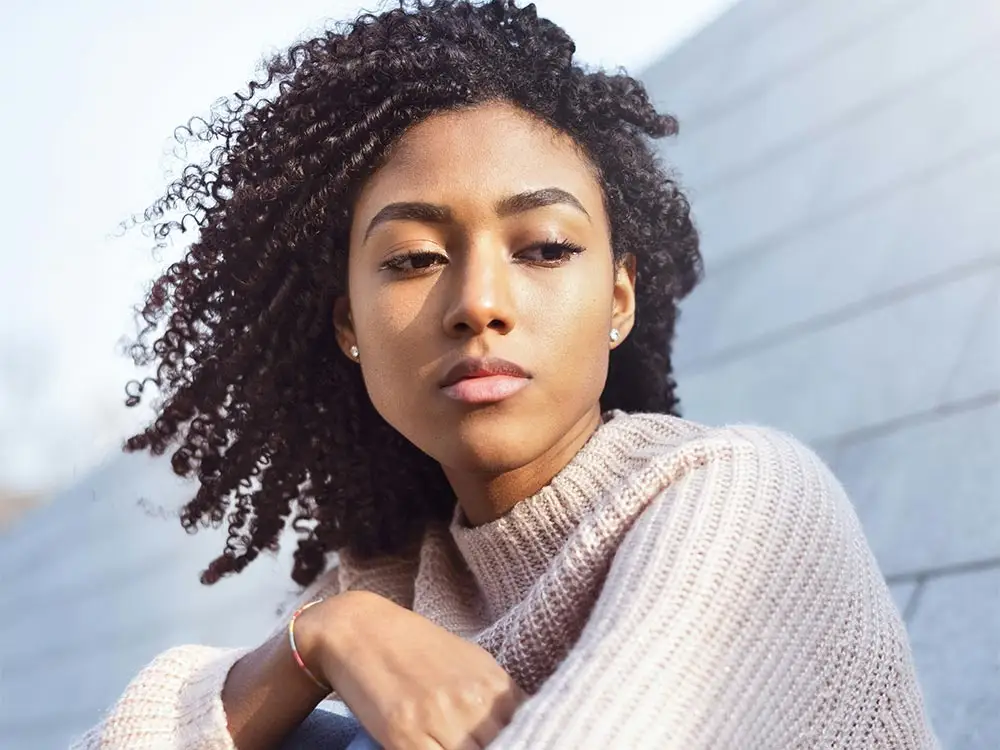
288, 599, 332, 693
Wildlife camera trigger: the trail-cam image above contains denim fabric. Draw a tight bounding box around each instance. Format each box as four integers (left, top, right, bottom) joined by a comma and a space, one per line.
278, 706, 381, 750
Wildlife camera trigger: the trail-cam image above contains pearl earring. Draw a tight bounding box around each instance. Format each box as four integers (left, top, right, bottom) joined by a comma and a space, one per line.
609, 328, 620, 343
349, 345, 360, 360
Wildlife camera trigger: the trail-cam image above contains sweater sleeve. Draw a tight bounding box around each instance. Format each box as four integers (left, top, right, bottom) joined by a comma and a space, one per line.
491, 427, 939, 749
70, 564, 344, 750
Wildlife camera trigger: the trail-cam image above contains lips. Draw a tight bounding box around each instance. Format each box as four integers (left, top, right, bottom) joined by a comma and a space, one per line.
440, 357, 529, 387
439, 357, 531, 404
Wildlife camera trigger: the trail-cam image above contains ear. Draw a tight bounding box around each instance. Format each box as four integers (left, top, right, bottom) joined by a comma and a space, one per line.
610, 253, 637, 348
332, 296, 359, 361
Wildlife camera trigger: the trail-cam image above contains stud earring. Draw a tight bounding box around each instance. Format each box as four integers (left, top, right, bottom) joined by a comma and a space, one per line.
349, 345, 360, 360
609, 328, 620, 343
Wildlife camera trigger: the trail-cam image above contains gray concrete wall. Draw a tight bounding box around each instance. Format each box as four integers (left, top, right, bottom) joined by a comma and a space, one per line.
0, 453, 304, 747
640, 0, 1000, 747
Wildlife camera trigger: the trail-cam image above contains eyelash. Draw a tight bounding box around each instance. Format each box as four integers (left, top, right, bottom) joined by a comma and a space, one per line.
519, 238, 586, 265
381, 251, 444, 273
380, 239, 585, 274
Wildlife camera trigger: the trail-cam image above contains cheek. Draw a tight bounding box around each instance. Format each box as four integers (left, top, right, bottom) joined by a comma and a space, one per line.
350, 283, 435, 411
520, 263, 615, 383
529, 252, 613, 329
348, 258, 425, 353
528, 279, 609, 336
357, 289, 421, 344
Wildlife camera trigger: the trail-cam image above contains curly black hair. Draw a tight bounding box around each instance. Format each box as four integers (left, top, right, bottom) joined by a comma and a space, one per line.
123, 0, 702, 588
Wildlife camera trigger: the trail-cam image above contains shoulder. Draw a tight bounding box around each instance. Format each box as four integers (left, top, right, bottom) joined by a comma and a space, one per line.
610, 408, 825, 461
597, 416, 928, 746
610, 410, 839, 491
604, 409, 830, 474
608, 415, 884, 635
613, 412, 862, 569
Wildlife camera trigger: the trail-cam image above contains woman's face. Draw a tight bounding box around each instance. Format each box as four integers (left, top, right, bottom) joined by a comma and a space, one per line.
338, 102, 635, 477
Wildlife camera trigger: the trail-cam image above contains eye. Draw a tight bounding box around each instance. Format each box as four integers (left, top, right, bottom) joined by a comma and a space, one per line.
380, 251, 448, 275
517, 239, 585, 266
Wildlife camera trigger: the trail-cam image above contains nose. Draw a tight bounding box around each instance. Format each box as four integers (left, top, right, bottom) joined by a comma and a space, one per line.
442, 240, 516, 338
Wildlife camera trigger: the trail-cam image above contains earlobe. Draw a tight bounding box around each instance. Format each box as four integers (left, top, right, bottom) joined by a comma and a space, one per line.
332, 296, 359, 361
611, 254, 637, 345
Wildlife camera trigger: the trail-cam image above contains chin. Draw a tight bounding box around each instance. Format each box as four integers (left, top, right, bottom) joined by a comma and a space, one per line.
425, 408, 547, 474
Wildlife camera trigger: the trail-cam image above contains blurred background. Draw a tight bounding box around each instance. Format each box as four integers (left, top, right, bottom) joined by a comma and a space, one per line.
1, 0, 997, 747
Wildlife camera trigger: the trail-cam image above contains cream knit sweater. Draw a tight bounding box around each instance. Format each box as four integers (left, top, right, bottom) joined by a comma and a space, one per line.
73, 411, 938, 748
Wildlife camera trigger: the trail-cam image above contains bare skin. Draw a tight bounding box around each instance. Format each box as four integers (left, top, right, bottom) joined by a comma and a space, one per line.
223, 592, 524, 750
222, 102, 636, 749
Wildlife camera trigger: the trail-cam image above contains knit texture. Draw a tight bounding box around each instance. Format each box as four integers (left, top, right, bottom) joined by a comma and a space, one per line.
73, 411, 938, 748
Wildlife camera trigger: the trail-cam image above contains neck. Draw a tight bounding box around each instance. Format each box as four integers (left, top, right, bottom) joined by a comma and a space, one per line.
444, 405, 603, 527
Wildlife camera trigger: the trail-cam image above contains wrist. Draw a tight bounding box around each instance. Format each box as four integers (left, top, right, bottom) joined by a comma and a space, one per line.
297, 590, 382, 690
289, 600, 334, 695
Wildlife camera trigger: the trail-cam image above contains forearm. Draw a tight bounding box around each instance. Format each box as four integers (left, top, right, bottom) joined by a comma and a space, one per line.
222, 623, 332, 750
223, 590, 374, 750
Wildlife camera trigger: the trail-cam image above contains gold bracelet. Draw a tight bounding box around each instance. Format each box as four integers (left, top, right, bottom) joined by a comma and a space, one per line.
287, 599, 332, 692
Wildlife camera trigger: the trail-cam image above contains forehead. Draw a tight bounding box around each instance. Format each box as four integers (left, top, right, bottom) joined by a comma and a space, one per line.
353, 102, 604, 215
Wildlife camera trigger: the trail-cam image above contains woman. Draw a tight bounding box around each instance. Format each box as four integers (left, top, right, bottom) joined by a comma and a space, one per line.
75, 1, 937, 748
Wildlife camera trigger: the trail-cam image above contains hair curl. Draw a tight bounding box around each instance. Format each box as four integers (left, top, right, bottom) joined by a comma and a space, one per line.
123, 0, 702, 588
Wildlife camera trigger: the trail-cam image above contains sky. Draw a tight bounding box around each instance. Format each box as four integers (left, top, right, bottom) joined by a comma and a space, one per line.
0, 0, 739, 494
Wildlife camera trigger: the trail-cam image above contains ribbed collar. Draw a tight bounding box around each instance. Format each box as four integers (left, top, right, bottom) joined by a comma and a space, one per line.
448, 410, 675, 618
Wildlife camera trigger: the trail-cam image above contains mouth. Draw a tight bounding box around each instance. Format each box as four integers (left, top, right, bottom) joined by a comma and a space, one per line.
439, 357, 532, 405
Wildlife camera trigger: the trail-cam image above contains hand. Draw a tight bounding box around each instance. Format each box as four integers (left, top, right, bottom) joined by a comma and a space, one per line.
297, 590, 526, 750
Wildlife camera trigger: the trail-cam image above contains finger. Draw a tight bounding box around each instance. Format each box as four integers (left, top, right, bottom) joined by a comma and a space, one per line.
470, 714, 506, 747
426, 705, 486, 750
369, 713, 446, 750
382, 730, 447, 750
511, 684, 528, 706
429, 728, 482, 750
495, 682, 527, 723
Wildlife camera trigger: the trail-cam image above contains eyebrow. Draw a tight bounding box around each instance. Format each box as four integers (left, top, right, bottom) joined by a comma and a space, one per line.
495, 188, 590, 221
364, 202, 452, 240
363, 187, 590, 240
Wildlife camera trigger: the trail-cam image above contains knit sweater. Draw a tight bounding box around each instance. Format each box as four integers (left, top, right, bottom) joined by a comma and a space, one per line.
73, 411, 938, 748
